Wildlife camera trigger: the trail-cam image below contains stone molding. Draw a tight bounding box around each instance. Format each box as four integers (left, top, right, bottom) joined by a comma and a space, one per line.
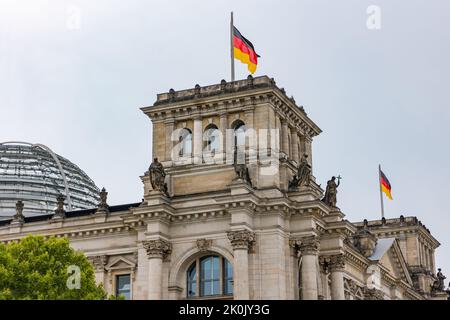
227, 230, 255, 251
143, 239, 172, 260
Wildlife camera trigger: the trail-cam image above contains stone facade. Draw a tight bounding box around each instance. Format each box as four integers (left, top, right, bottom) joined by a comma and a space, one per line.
0, 76, 448, 300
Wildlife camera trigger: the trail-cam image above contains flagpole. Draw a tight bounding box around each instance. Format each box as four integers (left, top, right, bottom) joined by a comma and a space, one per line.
230, 11, 235, 82
379, 164, 385, 219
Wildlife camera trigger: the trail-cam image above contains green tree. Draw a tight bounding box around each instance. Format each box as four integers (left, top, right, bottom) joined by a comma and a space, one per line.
0, 235, 107, 300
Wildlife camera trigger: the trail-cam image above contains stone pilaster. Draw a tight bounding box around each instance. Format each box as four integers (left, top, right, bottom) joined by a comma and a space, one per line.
143, 239, 172, 299
290, 129, 299, 164
299, 236, 320, 300
164, 118, 175, 161
281, 119, 289, 158
227, 230, 255, 300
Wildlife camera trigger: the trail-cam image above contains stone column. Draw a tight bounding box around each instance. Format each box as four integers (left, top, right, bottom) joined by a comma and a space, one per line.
281, 119, 289, 158
164, 118, 175, 162
290, 128, 299, 164
219, 112, 228, 160
193, 116, 203, 164
244, 107, 256, 159
299, 237, 320, 300
328, 254, 346, 300
143, 239, 172, 300
227, 230, 255, 300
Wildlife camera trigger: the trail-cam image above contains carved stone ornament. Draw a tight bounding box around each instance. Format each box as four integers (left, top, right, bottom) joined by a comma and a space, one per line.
12, 200, 25, 224
53, 194, 66, 219
319, 254, 345, 273
288, 154, 311, 190
96, 187, 109, 214
143, 239, 172, 260
148, 158, 169, 196
321, 176, 341, 208
363, 287, 385, 300
299, 236, 320, 255
90, 255, 108, 272
227, 230, 256, 251
196, 238, 212, 252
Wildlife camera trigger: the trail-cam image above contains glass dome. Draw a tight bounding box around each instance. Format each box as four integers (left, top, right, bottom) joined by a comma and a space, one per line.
0, 142, 100, 217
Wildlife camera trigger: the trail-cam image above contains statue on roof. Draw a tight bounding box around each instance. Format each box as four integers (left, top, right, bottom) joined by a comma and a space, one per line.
149, 158, 168, 196
432, 268, 446, 292
289, 154, 311, 190
322, 175, 341, 208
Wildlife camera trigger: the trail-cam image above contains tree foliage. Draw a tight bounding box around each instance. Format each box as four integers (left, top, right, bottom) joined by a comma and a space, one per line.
0, 235, 107, 300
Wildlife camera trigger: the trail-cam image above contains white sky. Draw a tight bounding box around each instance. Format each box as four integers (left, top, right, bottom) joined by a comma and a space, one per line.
1, 0, 449, 272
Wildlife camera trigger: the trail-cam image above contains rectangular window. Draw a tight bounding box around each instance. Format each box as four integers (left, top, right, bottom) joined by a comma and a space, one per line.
116, 274, 131, 300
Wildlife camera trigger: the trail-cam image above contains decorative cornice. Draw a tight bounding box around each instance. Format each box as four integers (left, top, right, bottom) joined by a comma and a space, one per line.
227, 230, 255, 251
143, 239, 172, 259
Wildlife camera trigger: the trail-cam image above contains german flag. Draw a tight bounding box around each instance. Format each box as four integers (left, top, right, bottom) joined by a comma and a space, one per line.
380, 169, 393, 200
233, 26, 260, 74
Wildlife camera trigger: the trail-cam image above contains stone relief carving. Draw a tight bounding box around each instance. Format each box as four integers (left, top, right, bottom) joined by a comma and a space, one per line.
319, 254, 345, 273
89, 255, 108, 272
196, 238, 212, 252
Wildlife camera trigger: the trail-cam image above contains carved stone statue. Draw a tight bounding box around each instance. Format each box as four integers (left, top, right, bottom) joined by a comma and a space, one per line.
432, 268, 446, 292
53, 194, 66, 219
12, 200, 25, 223
289, 154, 311, 190
96, 187, 109, 214
149, 158, 168, 195
233, 146, 252, 185
322, 176, 341, 208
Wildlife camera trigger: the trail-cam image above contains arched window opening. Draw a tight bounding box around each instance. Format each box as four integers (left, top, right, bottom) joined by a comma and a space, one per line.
186, 255, 233, 298
233, 121, 246, 148
204, 124, 220, 155
179, 128, 192, 157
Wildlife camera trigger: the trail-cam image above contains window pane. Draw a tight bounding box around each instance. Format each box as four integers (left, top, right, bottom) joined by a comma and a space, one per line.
201, 256, 211, 280
116, 274, 131, 300
212, 256, 220, 279
187, 264, 197, 297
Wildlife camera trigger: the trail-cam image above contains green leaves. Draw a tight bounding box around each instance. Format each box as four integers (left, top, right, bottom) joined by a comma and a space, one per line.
0, 235, 107, 300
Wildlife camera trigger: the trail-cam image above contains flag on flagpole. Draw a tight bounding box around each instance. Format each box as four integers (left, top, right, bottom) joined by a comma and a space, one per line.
232, 26, 260, 74
379, 169, 393, 200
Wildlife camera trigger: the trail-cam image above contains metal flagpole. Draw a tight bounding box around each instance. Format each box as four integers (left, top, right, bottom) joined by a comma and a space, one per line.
379, 164, 385, 219
230, 11, 235, 82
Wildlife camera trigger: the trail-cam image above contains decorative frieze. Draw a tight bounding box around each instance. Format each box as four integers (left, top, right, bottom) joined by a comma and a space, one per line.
196, 238, 212, 252
227, 230, 255, 251
143, 239, 172, 259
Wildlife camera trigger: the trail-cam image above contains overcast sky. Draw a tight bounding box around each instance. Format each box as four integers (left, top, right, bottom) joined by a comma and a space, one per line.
1, 0, 449, 272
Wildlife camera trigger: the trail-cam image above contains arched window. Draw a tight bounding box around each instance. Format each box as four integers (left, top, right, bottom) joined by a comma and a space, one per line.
186, 255, 233, 298
233, 120, 246, 148
179, 128, 192, 157
204, 124, 220, 154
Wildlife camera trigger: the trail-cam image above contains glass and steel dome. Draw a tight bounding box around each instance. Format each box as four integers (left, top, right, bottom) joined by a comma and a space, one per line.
0, 142, 100, 217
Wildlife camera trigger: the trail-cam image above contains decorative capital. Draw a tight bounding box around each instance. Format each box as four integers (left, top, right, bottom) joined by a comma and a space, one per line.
196, 238, 212, 252
143, 239, 172, 259
363, 287, 384, 300
89, 255, 108, 272
227, 230, 255, 251
320, 254, 345, 273
299, 236, 320, 255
